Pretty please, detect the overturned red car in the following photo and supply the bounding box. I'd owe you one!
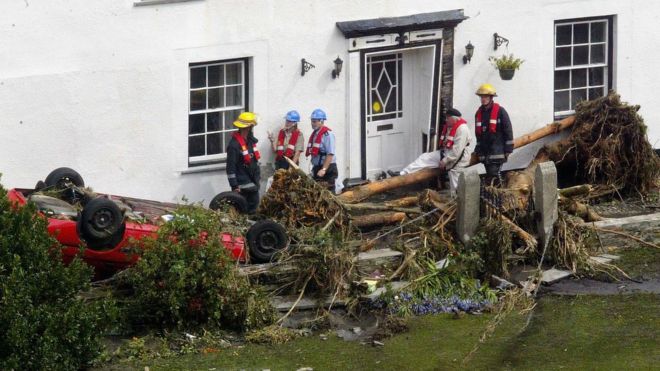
[7,168,287,277]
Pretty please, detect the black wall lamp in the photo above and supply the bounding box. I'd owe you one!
[332,56,343,79]
[493,33,509,50]
[463,41,474,64]
[301,58,315,76]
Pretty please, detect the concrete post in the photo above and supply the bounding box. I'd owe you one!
[534,161,559,248]
[456,168,480,244]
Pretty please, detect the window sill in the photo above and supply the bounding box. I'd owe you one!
[180,163,226,175]
[134,0,203,7]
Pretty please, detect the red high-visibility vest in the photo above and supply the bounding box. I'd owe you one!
[439,118,467,149]
[306,126,331,157]
[276,129,301,160]
[475,103,500,136]
[232,132,260,165]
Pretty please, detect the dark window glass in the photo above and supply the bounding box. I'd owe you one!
[207,88,223,109]
[572,69,587,87]
[589,67,604,86]
[226,63,242,84]
[591,21,606,42]
[188,136,205,157]
[573,23,589,43]
[554,70,570,90]
[590,44,605,64]
[226,86,242,107]
[589,87,605,100]
[556,47,571,67]
[573,45,589,65]
[207,112,221,132]
[190,67,206,89]
[555,91,570,112]
[190,90,206,111]
[556,24,572,46]
[188,113,205,134]
[208,65,223,86]
[207,133,222,155]
[572,88,587,109]
[224,110,241,130]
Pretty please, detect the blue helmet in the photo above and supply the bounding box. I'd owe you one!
[310,108,327,121]
[285,110,300,122]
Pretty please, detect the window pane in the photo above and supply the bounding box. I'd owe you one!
[555,91,570,112]
[226,86,242,107]
[571,88,587,109]
[207,133,222,155]
[208,65,223,87]
[573,45,588,65]
[190,67,206,89]
[224,110,242,131]
[223,132,233,152]
[572,69,587,88]
[554,70,570,90]
[207,112,221,132]
[589,87,605,101]
[189,114,205,134]
[190,90,206,111]
[573,23,588,43]
[189,135,205,157]
[207,88,223,109]
[556,47,571,67]
[589,67,604,86]
[590,44,605,64]
[556,24,572,46]
[226,63,242,84]
[591,21,606,42]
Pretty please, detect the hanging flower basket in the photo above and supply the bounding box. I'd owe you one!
[489,54,524,81]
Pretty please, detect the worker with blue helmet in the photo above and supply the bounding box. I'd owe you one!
[268,110,304,170]
[305,108,337,191]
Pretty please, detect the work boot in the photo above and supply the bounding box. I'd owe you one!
[376,171,387,181]
[387,169,400,177]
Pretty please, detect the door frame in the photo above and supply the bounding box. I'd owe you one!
[359,40,443,179]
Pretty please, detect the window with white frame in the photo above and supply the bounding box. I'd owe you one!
[188,59,248,165]
[554,17,613,117]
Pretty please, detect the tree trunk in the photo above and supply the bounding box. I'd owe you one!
[352,212,407,228]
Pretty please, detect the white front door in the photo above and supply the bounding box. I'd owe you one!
[364,52,407,178]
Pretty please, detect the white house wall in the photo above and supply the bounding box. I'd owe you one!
[1,0,658,204]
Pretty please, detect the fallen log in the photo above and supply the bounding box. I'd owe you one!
[559,196,603,222]
[340,116,577,203]
[343,202,422,214]
[352,212,407,228]
[384,196,419,208]
[558,184,593,198]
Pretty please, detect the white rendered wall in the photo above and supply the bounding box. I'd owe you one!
[1,0,658,205]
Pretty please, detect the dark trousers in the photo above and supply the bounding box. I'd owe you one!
[312,163,338,191]
[242,190,260,214]
[483,161,504,187]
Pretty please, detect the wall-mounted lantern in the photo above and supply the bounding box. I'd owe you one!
[301,58,315,76]
[332,56,344,79]
[463,41,474,64]
[493,33,509,50]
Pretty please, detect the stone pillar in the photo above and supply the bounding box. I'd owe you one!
[534,161,559,248]
[456,168,480,244]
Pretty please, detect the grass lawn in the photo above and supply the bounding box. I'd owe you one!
[110,294,659,370]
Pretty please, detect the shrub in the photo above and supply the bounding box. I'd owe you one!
[0,181,115,369]
[118,205,275,331]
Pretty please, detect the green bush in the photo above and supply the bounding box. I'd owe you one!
[118,205,275,331]
[0,181,115,369]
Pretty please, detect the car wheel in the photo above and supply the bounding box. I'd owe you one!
[246,220,288,263]
[209,191,248,214]
[78,197,125,247]
[44,167,85,189]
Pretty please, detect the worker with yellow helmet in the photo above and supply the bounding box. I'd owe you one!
[226,111,261,213]
[474,83,514,186]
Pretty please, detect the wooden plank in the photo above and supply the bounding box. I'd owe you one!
[270,295,345,312]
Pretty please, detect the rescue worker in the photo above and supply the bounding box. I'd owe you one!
[474,84,513,186]
[226,111,261,214]
[387,108,471,197]
[267,110,305,170]
[306,108,337,191]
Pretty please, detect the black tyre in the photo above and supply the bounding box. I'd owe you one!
[44,167,85,189]
[78,197,125,248]
[209,191,248,214]
[246,220,288,263]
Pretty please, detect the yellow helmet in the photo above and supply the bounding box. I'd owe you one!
[475,83,497,96]
[233,111,257,128]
